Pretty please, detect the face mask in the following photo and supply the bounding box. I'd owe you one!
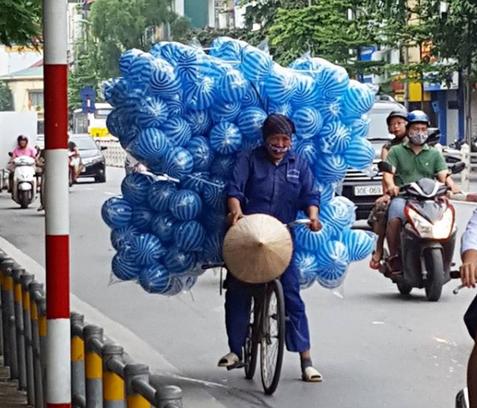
[409,131,428,146]
[267,144,290,154]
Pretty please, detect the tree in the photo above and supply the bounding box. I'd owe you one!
[69,38,104,109]
[0,0,41,47]
[267,2,382,76]
[0,81,13,110]
[419,0,477,140]
[89,0,189,79]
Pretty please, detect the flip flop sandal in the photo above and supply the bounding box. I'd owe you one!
[384,255,401,277]
[217,352,240,369]
[302,366,323,383]
[369,251,382,270]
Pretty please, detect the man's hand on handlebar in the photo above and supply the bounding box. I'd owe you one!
[309,218,322,232]
[227,210,243,226]
[387,186,400,197]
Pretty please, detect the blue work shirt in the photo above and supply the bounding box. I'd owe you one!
[227,146,320,224]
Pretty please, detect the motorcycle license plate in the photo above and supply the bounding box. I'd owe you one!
[354,185,383,196]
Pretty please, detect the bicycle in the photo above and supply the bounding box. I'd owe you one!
[203,262,285,395]
[203,218,309,395]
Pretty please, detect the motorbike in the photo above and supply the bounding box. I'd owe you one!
[68,151,82,186]
[378,161,465,301]
[9,154,37,209]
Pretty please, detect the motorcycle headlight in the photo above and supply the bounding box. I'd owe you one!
[83,156,103,165]
[406,207,454,240]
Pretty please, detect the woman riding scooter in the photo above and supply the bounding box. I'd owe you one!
[8,135,37,192]
[68,140,83,184]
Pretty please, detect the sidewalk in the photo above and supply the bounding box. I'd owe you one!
[0,358,27,408]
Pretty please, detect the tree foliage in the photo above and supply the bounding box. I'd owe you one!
[89,0,189,79]
[0,81,13,111]
[69,38,104,109]
[421,0,477,75]
[269,3,368,64]
[0,0,41,47]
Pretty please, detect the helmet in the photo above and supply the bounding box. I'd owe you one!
[407,110,429,126]
[386,109,408,126]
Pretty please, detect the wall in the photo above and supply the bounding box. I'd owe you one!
[7,79,43,113]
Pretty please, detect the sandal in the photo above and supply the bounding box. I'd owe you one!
[384,255,402,277]
[217,352,241,369]
[302,366,323,383]
[369,250,382,270]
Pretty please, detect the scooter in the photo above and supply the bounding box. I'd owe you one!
[378,161,465,301]
[9,155,37,209]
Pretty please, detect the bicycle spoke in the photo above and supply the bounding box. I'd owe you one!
[261,290,280,387]
[259,280,285,395]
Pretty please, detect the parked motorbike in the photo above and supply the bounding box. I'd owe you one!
[378,161,465,301]
[9,154,37,209]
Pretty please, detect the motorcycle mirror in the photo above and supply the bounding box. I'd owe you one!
[8,152,12,157]
[450,161,466,175]
[377,161,393,173]
[427,130,441,146]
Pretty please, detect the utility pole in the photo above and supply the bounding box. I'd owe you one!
[43,1,71,408]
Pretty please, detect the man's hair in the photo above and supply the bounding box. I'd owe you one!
[262,113,295,140]
[17,135,28,143]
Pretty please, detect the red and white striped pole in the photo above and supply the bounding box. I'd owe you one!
[43,1,71,408]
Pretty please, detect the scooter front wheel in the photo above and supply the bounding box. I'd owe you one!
[397,281,412,295]
[424,248,444,302]
[18,190,31,209]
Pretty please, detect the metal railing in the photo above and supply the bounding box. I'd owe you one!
[95,139,127,168]
[0,249,183,408]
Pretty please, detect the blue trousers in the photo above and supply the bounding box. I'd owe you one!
[225,265,311,357]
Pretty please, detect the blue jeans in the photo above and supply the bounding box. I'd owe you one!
[388,197,407,222]
[225,264,311,357]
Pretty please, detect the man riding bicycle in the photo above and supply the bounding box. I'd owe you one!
[382,110,459,275]
[218,113,323,382]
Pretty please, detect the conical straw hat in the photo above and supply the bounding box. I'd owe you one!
[223,214,293,284]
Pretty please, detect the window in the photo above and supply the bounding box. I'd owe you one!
[29,90,44,110]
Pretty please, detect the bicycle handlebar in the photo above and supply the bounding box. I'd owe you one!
[450,270,466,295]
[202,262,225,270]
[287,219,311,228]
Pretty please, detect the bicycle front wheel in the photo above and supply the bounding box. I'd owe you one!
[260,279,285,395]
[244,298,259,379]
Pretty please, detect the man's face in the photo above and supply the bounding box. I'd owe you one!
[408,122,429,146]
[408,122,428,135]
[388,117,407,138]
[265,133,292,161]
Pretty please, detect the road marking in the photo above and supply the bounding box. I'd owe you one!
[0,236,232,407]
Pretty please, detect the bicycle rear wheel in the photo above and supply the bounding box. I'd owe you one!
[244,298,259,379]
[260,279,285,395]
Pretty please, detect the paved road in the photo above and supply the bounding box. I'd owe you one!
[0,168,476,407]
